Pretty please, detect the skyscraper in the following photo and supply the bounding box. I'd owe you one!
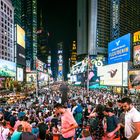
[77,0,110,57]
[0,0,14,62]
[110,0,140,40]
[11,0,22,26]
[37,7,49,63]
[21,0,37,70]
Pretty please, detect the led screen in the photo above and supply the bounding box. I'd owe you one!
[129,70,140,90]
[108,33,131,64]
[38,72,48,81]
[26,73,36,82]
[17,24,25,48]
[17,67,23,81]
[98,62,128,86]
[0,59,16,77]
[133,45,140,65]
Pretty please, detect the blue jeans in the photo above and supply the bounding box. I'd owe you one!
[61,136,73,140]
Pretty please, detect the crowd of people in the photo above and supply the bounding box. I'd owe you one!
[0,84,140,140]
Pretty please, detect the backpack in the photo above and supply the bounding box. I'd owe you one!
[20,132,37,140]
[89,117,99,131]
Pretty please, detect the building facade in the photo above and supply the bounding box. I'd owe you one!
[77,0,110,57]
[111,0,140,40]
[21,0,37,70]
[0,0,14,62]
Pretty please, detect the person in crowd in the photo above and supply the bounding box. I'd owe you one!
[38,118,48,140]
[83,104,93,125]
[87,104,105,140]
[21,116,32,132]
[54,103,78,140]
[0,121,10,140]
[3,108,11,121]
[31,122,39,138]
[77,129,92,140]
[104,107,120,140]
[121,97,140,140]
[14,116,23,130]
[10,112,17,128]
[115,100,124,118]
[11,124,23,140]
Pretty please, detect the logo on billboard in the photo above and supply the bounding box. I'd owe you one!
[108,33,131,64]
[116,40,120,46]
[108,69,117,78]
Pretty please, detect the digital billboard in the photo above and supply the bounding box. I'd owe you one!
[17,67,23,81]
[36,59,44,72]
[98,62,128,86]
[129,70,140,90]
[0,59,16,77]
[17,44,25,66]
[108,33,131,64]
[133,45,140,65]
[17,24,25,48]
[38,72,48,81]
[26,73,36,82]
[133,31,140,44]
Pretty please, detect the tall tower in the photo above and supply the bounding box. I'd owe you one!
[110,0,140,40]
[21,0,37,70]
[57,42,63,81]
[11,0,22,26]
[0,0,14,62]
[77,0,110,57]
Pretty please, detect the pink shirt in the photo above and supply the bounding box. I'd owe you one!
[61,109,77,138]
[14,120,21,130]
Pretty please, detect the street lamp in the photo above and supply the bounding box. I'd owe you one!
[87,55,90,93]
[36,56,38,97]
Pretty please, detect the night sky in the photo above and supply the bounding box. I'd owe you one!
[37,0,77,79]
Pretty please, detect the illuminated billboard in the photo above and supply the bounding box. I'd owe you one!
[133,31,140,43]
[98,62,128,86]
[38,72,48,81]
[26,73,36,82]
[108,33,131,64]
[129,70,140,90]
[36,59,44,72]
[133,45,140,65]
[17,44,25,65]
[17,67,23,81]
[17,24,25,48]
[0,59,16,77]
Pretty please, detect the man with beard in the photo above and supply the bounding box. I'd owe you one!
[122,97,140,140]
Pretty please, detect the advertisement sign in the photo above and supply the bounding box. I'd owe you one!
[128,70,140,90]
[98,62,128,86]
[17,67,23,81]
[0,59,16,77]
[71,56,107,75]
[36,59,44,72]
[16,24,25,48]
[133,31,140,43]
[17,44,25,65]
[38,72,48,81]
[111,0,120,39]
[133,45,140,65]
[26,73,36,82]
[26,60,31,72]
[108,33,131,64]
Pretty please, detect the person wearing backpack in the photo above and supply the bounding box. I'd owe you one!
[87,104,105,140]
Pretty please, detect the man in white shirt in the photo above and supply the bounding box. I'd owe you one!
[0,121,10,140]
[122,97,140,140]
